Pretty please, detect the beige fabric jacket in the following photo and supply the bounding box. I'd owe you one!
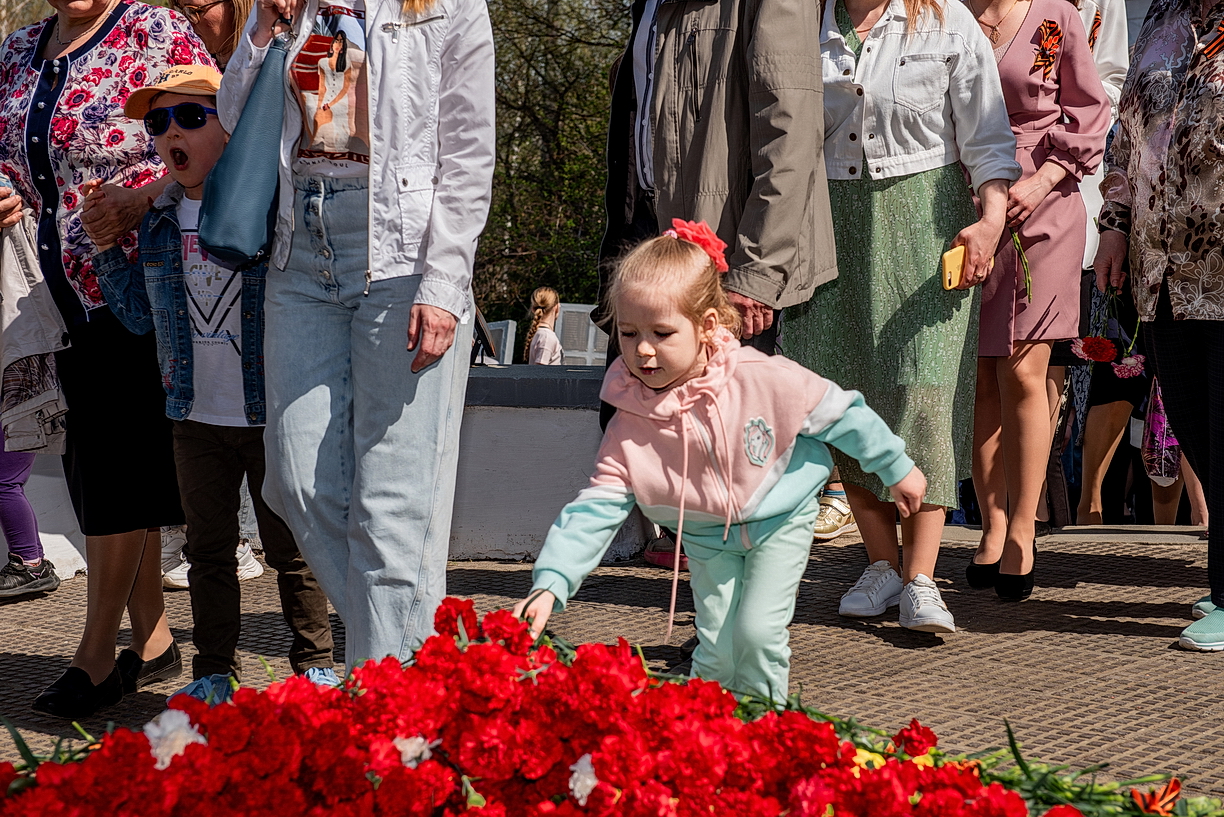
[0,210,69,454]
[600,0,837,311]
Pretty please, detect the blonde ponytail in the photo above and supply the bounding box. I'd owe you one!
[525,287,560,353]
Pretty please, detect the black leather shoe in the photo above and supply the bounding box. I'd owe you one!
[995,544,1037,602]
[965,558,1000,589]
[117,642,183,694]
[995,570,1035,601]
[32,665,123,719]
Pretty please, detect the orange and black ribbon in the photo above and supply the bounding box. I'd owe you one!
[1032,19,1063,81]
[1088,9,1101,51]
[1201,18,1224,59]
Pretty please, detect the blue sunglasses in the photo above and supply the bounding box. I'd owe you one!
[143,102,218,136]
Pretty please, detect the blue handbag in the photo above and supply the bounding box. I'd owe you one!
[198,31,291,267]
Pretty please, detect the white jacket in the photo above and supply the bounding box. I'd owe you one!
[217,0,495,320]
[821,0,1020,190]
[1078,0,1128,267]
[0,211,69,454]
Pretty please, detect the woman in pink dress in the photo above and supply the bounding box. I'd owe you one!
[968,0,1109,601]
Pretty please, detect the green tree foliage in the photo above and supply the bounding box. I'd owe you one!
[477,0,630,333]
[2,0,53,35]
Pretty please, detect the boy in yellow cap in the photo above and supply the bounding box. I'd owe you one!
[87,66,338,702]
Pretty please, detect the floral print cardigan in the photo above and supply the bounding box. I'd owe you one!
[0,3,210,322]
[1099,0,1224,321]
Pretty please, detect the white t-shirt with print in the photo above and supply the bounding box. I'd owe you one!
[177,197,250,426]
[290,0,370,178]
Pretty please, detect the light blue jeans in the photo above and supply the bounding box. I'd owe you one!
[262,175,471,669]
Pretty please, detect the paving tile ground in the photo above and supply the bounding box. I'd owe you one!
[2,525,1222,798]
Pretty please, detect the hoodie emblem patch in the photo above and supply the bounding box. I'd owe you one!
[743,418,774,466]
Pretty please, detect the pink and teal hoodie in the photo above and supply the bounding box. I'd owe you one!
[531,328,915,608]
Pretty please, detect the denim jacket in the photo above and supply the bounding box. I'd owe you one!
[821,0,1020,190]
[93,182,266,425]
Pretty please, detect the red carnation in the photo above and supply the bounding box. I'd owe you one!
[434,596,478,640]
[1044,807,1086,817]
[893,718,937,756]
[665,218,729,273]
[1071,336,1118,363]
[0,761,17,797]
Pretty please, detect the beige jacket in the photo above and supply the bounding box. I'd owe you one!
[600,0,837,311]
[0,210,69,454]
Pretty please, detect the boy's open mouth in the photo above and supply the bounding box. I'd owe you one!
[170,147,189,170]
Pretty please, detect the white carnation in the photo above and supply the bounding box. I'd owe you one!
[144,709,207,770]
[393,735,440,768]
[569,753,599,806]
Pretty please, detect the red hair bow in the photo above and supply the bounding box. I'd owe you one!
[663,219,729,273]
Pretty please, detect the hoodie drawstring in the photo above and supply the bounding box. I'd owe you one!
[665,414,690,645]
[664,394,741,643]
[705,394,737,542]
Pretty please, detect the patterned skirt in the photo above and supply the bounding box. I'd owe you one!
[784,162,979,508]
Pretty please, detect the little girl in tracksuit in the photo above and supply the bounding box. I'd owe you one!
[514,221,926,700]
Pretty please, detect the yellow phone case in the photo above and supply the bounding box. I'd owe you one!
[942,245,965,290]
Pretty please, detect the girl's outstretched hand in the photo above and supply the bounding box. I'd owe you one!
[512,589,557,640]
[889,467,927,518]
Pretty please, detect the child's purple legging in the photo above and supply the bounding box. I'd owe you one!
[0,450,40,562]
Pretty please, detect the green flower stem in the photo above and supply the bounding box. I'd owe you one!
[1011,228,1032,303]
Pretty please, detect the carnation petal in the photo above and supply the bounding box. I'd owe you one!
[144,709,206,770]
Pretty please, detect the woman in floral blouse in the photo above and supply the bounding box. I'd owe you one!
[0,0,211,717]
[1095,0,1224,651]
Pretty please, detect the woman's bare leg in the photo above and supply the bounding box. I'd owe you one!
[72,528,172,684]
[898,505,947,582]
[1075,401,1132,524]
[845,484,945,582]
[996,341,1055,575]
[125,528,174,660]
[1182,455,1209,527]
[1152,475,1184,525]
[844,484,900,570]
[1036,366,1065,523]
[972,357,1007,564]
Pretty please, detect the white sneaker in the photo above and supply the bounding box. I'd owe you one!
[161,526,190,589]
[236,541,265,581]
[839,560,903,617]
[899,574,956,633]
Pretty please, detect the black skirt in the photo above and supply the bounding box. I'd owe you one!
[55,308,184,536]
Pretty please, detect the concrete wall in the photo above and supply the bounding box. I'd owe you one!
[452,364,652,561]
[11,363,650,574]
[450,406,651,561]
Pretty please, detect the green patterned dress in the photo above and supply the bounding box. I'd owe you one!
[784,2,979,508]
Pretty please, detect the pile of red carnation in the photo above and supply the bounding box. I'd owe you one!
[0,599,1078,817]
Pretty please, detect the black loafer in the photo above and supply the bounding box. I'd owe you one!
[32,665,123,719]
[965,558,1000,589]
[117,642,183,694]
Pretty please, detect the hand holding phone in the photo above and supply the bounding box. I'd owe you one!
[941,245,965,290]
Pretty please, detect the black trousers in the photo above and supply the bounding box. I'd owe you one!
[173,420,335,678]
[1146,286,1224,606]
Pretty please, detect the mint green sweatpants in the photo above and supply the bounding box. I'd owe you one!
[682,495,823,701]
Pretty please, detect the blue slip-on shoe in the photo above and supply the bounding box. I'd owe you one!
[1192,595,1217,620]
[302,667,341,687]
[1178,608,1224,651]
[168,673,236,705]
